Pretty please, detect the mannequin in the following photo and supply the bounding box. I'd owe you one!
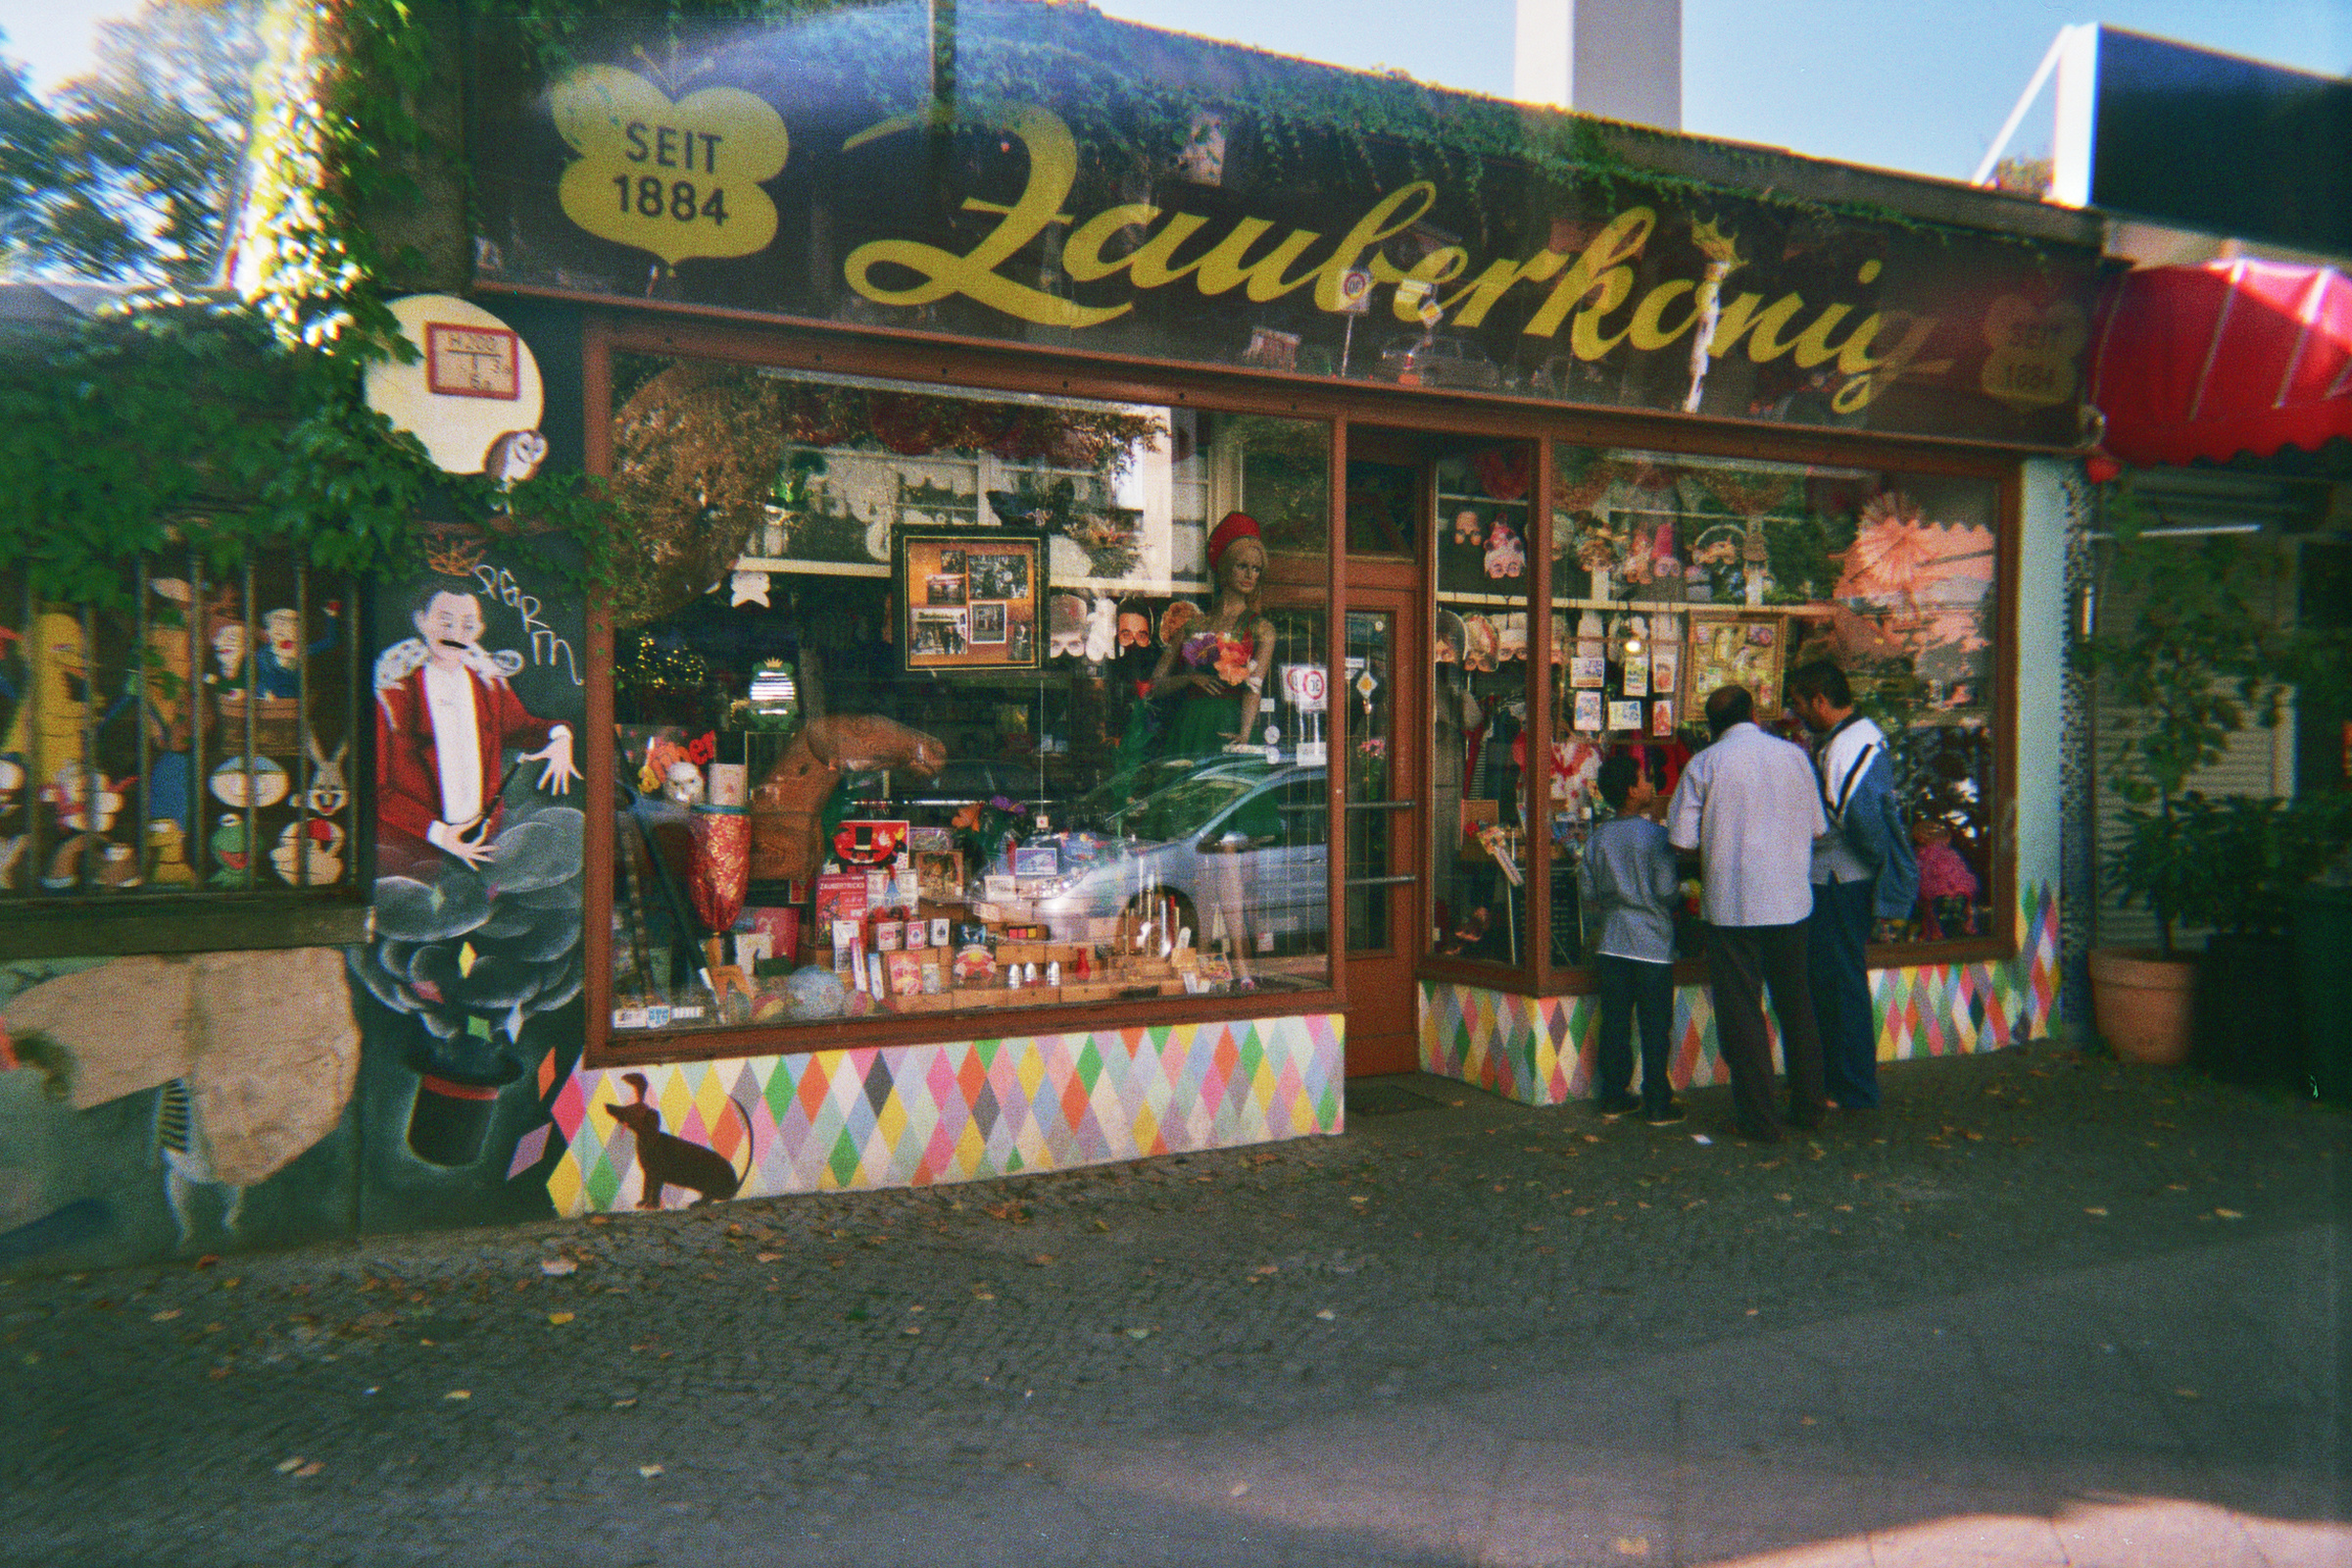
[1146,511,1278,760]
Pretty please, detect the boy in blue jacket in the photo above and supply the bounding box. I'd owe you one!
[1578,754,1686,1126]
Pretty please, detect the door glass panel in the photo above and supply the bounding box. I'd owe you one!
[1431,442,1533,968]
[1344,610,1395,952]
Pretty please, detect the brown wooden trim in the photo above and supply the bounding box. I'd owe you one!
[581,312,618,1065]
[1326,415,1348,1012]
[1989,463,2025,957]
[593,985,1348,1067]
[1427,935,2026,1001]
[488,280,2089,464]
[1528,437,1557,992]
[0,898,372,959]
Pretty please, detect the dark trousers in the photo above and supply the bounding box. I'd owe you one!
[1703,921,1826,1139]
[1595,954,1676,1111]
[1807,877,1880,1109]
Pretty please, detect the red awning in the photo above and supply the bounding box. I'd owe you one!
[2088,259,2352,466]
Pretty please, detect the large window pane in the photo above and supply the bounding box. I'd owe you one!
[1429,441,1535,968]
[1548,444,2000,956]
[606,365,1330,1037]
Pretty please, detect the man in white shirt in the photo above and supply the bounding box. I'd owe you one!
[1665,685,1829,1142]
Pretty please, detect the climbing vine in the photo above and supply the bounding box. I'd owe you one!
[3,0,2070,612]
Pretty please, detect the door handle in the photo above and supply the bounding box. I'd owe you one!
[1345,799,1415,812]
[1345,873,1420,889]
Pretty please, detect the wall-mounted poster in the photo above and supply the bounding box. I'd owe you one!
[1572,690,1603,732]
[1681,613,1788,725]
[896,529,1044,672]
[1650,646,1680,695]
[1607,699,1645,732]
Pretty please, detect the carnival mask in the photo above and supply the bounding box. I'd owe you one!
[1048,594,1089,660]
[1461,615,1500,673]
[1117,607,1151,650]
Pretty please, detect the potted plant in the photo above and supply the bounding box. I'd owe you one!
[2077,493,2342,1065]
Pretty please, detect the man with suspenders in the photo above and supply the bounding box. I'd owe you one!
[1788,662,1920,1111]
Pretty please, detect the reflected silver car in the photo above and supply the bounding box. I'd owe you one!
[1034,762,1329,941]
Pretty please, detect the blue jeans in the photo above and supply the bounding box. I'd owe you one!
[1595,954,1676,1111]
[1807,876,1879,1108]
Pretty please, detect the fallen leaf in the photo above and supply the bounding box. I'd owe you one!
[150,1309,181,1323]
[1775,1193,1792,1202]
[2175,1387,2198,1398]
[1031,1253,1056,1267]
[276,1456,305,1474]
[1229,1482,1250,1497]
[1745,1308,1760,1316]
[971,1291,996,1301]
[1582,1135,1601,1145]
[1833,1203,1853,1212]
[638,1464,663,1479]
[756,1252,782,1263]
[1615,1537,1649,1557]
[193,1254,220,1269]
[1314,1309,1336,1321]
[1124,1328,1152,1340]
[219,1278,240,1291]
[1093,1219,1111,1233]
[548,1312,575,1326]
[295,1461,324,1478]
[539,1259,577,1277]
[1571,1206,1592,1216]
[2083,1207,2109,1217]
[612,1397,637,1409]
[444,1390,471,1401]
[2215,1208,2244,1219]
[1250,1264,1279,1276]
[1522,1224,1544,1234]
[902,1326,921,1336]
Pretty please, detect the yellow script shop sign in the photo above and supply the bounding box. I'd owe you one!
[498,40,2098,445]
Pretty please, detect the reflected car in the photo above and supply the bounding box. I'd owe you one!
[1032,761,1330,941]
[1377,332,1502,389]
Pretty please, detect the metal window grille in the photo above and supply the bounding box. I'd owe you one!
[0,554,359,904]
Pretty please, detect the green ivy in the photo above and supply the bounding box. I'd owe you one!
[1,0,618,610]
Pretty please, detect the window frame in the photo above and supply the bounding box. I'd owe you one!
[575,308,2025,1064]
[0,553,373,959]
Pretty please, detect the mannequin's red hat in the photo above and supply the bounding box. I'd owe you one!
[1206,511,1262,573]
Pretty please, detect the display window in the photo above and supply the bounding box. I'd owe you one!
[1424,440,1538,970]
[1544,444,2005,965]
[600,360,1332,1040]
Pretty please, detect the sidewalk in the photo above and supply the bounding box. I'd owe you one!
[3,1043,2345,1567]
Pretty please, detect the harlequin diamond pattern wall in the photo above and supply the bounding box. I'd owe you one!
[545,1014,1344,1214]
[1422,884,2059,1107]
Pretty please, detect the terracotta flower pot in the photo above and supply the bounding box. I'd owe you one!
[2088,947,2197,1066]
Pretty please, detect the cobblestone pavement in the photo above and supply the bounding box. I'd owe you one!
[4,1044,2347,1568]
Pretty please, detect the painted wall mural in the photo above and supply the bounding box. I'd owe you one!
[0,951,363,1270]
[346,534,592,1231]
[546,1014,1345,1214]
[1422,883,2058,1106]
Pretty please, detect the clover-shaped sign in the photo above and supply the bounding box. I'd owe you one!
[551,65,789,266]
[1979,295,2088,412]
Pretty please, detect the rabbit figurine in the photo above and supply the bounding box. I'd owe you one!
[306,735,350,815]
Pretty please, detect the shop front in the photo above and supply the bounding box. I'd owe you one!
[0,7,2108,1278]
[428,3,2100,1217]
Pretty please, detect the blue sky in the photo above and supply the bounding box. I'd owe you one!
[5,0,2348,182]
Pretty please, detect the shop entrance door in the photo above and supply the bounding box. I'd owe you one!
[1341,584,1422,1075]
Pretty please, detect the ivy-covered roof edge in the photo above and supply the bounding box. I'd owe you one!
[477,0,2106,255]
